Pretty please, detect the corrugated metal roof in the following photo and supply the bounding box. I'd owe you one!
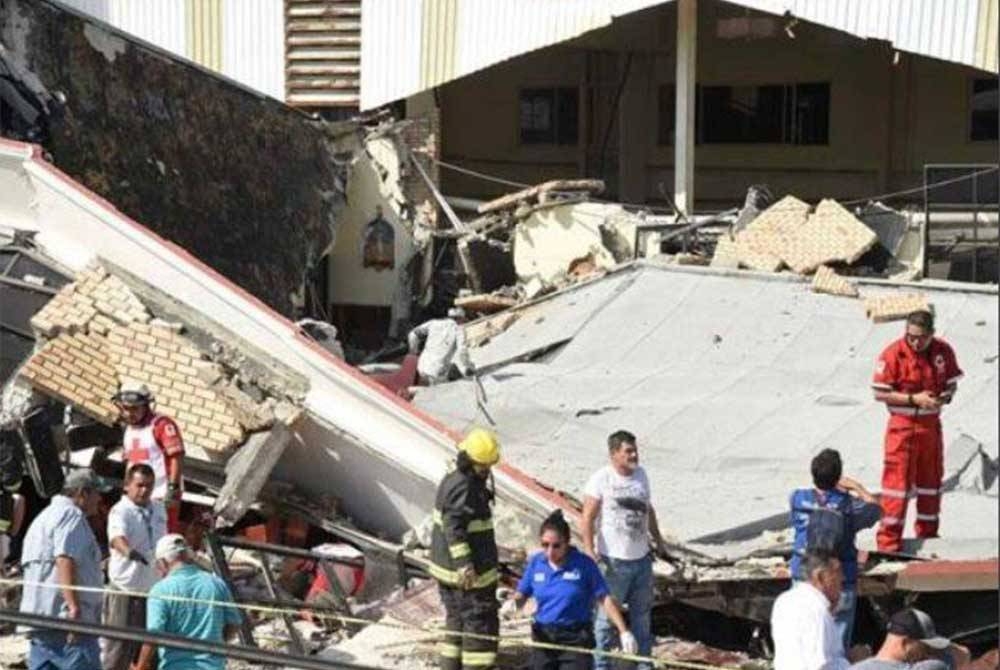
[56,0,286,101]
[416,263,999,560]
[59,0,188,55]
[187,0,222,71]
[360,0,999,111]
[223,0,285,100]
[742,0,997,73]
[286,0,361,107]
[360,0,663,110]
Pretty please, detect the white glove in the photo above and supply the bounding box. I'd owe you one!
[499,598,519,619]
[620,631,638,655]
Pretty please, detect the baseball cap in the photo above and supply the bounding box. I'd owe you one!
[155,533,190,561]
[887,608,951,649]
[63,468,113,493]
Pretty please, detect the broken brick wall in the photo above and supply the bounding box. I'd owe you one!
[0,0,354,316]
[21,265,283,458]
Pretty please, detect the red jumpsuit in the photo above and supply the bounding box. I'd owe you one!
[871,337,962,552]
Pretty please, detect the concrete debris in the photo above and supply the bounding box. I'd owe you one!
[812,265,860,298]
[651,638,765,669]
[477,178,605,215]
[716,195,879,276]
[454,292,519,315]
[864,292,931,323]
[513,201,621,293]
[784,199,878,273]
[214,419,300,528]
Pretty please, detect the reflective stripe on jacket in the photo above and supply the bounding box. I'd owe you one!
[429,468,498,588]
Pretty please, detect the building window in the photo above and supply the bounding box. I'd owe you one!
[696,82,829,145]
[971,78,998,141]
[519,87,579,145]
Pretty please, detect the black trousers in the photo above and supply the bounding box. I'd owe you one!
[531,623,595,670]
[438,583,499,670]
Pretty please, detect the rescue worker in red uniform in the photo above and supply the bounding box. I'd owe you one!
[429,428,501,670]
[871,310,962,552]
[113,381,185,533]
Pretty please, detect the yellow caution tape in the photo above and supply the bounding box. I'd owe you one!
[0,577,745,670]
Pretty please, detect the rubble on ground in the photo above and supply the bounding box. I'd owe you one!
[812,265,860,298]
[864,292,931,323]
[436,177,923,325]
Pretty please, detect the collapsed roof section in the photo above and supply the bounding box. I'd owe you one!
[416,262,999,561]
[0,136,566,545]
[0,0,356,316]
[18,262,303,459]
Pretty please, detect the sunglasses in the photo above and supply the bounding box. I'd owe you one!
[541,541,564,549]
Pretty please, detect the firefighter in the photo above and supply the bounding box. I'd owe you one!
[430,428,501,670]
[871,310,962,552]
[112,381,185,533]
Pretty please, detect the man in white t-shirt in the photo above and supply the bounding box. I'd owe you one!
[581,430,667,670]
[103,463,166,670]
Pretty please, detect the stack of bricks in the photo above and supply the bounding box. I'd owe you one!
[713,196,878,276]
[812,265,860,298]
[19,330,120,424]
[30,264,150,337]
[864,292,931,323]
[732,195,810,272]
[781,199,878,274]
[20,264,259,455]
[104,322,245,451]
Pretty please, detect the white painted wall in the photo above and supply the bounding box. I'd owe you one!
[328,137,418,313]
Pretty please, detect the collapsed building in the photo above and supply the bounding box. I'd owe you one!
[0,0,997,667]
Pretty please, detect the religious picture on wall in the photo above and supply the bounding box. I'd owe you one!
[361,205,395,271]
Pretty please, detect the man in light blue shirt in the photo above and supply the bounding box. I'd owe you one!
[19,468,109,670]
[133,534,242,670]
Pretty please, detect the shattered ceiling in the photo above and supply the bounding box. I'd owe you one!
[416,263,999,561]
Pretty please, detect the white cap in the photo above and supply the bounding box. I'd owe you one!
[154,533,189,561]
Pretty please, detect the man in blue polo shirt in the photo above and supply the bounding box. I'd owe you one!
[790,449,881,650]
[131,534,242,670]
[505,510,635,669]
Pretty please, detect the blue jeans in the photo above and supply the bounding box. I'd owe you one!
[594,554,653,670]
[28,634,101,670]
[832,588,857,650]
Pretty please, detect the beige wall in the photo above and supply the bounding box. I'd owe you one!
[435,1,998,207]
[328,137,417,309]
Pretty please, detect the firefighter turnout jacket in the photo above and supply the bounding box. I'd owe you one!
[429,467,498,589]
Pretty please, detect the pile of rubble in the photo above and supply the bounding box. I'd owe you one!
[436,177,925,322]
[450,179,646,311]
[14,262,303,461]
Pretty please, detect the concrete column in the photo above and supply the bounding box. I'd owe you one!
[674,0,697,216]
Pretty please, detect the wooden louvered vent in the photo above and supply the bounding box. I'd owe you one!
[285,0,361,108]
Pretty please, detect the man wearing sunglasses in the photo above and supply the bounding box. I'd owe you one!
[871,310,962,553]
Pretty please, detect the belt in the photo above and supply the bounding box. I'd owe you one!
[887,407,939,417]
[531,622,594,645]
